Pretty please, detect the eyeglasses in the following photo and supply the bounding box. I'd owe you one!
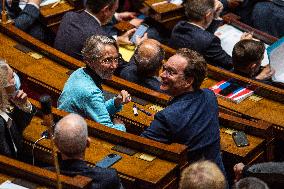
[100,55,121,65]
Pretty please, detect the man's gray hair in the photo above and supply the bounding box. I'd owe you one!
[54,113,88,158]
[184,0,214,22]
[81,35,118,64]
[179,160,226,189]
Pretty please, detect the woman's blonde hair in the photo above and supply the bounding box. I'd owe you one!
[0,59,11,111]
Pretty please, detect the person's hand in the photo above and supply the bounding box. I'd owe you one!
[117,28,136,45]
[255,65,275,80]
[114,90,131,107]
[240,32,253,40]
[113,117,124,125]
[115,12,137,22]
[129,18,144,27]
[233,163,245,183]
[228,0,243,9]
[28,0,42,6]
[214,0,224,19]
[135,32,148,46]
[10,90,28,106]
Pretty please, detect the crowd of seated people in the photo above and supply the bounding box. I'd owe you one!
[1,0,284,188]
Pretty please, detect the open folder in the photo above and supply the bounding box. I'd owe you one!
[267,37,284,83]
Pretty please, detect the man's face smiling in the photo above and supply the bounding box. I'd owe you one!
[160,54,190,97]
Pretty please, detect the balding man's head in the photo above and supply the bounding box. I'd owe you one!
[54,113,88,159]
[134,39,164,77]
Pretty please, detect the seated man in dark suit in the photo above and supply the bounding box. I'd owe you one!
[169,0,233,70]
[53,113,123,189]
[0,0,45,41]
[54,0,136,60]
[141,48,226,176]
[119,39,164,92]
[251,0,284,38]
[232,39,275,82]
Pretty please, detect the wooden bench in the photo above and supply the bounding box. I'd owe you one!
[0,155,92,189]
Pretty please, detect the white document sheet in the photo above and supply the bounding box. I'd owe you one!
[267,37,284,83]
[215,24,269,66]
[19,0,59,9]
[0,180,29,189]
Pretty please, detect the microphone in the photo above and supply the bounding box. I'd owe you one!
[32,130,49,166]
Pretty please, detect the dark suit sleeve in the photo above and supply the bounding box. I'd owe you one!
[140,113,171,143]
[14,4,39,31]
[205,36,233,70]
[242,162,284,187]
[11,104,36,133]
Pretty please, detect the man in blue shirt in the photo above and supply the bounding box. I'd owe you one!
[58,35,131,132]
[141,48,226,175]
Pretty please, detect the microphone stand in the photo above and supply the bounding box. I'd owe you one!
[40,95,62,189]
[1,0,11,24]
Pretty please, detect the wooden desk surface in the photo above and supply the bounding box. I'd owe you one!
[23,116,178,189]
[0,155,92,189]
[40,1,74,18]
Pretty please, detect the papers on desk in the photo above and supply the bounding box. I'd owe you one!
[169,0,183,5]
[267,37,284,83]
[19,0,59,9]
[0,180,29,189]
[215,24,269,66]
[40,0,59,7]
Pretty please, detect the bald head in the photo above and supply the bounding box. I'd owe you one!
[54,113,88,159]
[134,39,164,77]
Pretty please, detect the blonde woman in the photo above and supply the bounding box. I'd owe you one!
[0,59,36,159]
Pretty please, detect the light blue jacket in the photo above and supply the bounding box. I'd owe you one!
[58,68,126,131]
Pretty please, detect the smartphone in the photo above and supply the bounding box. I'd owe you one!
[96,154,122,168]
[232,131,249,147]
[219,83,241,96]
[130,23,149,44]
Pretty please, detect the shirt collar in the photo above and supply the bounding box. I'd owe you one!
[188,22,205,30]
[0,109,11,122]
[83,66,103,91]
[84,10,102,26]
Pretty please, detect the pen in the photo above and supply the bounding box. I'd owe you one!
[51,0,60,8]
[136,106,152,116]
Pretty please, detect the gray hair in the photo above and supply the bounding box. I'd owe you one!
[81,35,118,64]
[234,177,269,189]
[184,0,214,22]
[54,113,88,158]
[0,59,10,111]
[134,39,165,77]
[179,160,226,189]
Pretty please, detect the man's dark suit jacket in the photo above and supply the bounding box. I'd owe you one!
[119,59,163,93]
[54,159,123,189]
[0,3,45,40]
[251,1,284,38]
[54,11,106,60]
[0,106,35,159]
[169,21,233,70]
[141,89,226,175]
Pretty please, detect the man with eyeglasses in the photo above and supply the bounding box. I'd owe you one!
[58,35,131,132]
[141,48,226,177]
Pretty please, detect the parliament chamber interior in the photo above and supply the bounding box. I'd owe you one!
[0,0,284,188]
